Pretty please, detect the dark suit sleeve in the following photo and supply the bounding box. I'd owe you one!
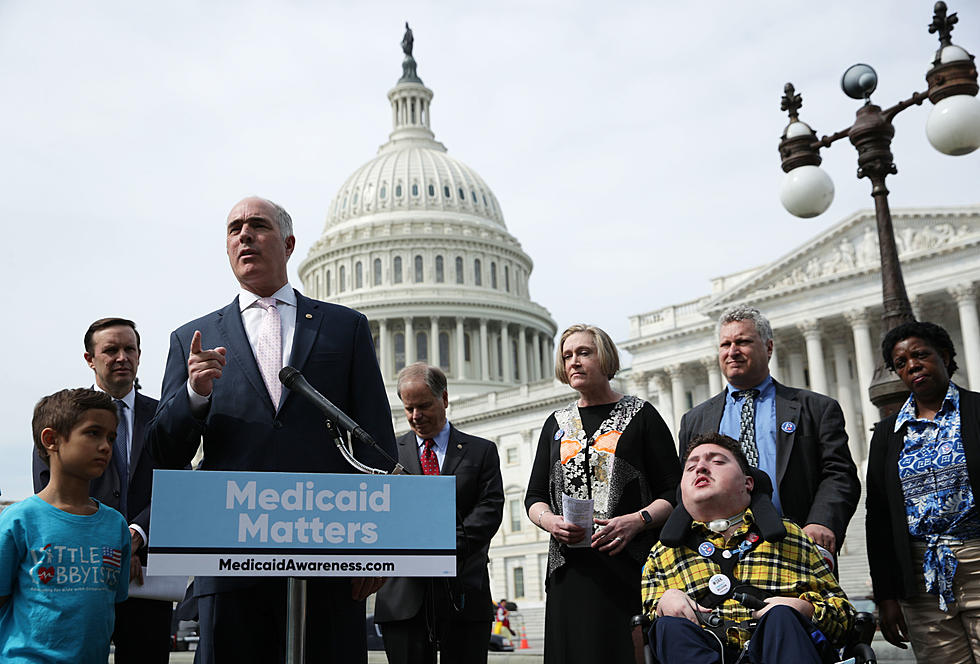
[865,421,902,601]
[345,313,396,469]
[803,396,860,543]
[147,329,205,470]
[457,439,504,556]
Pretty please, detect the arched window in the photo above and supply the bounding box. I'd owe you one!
[395,184,403,198]
[414,255,424,283]
[326,270,332,297]
[496,336,503,377]
[504,265,510,292]
[455,256,464,284]
[339,265,346,293]
[355,261,363,289]
[512,339,520,380]
[474,259,482,286]
[439,332,450,370]
[416,331,428,363]
[393,257,403,284]
[394,333,405,372]
[444,185,451,198]
[435,256,444,283]
[373,258,382,286]
[491,262,498,289]
[411,183,419,197]
[428,184,435,197]
[464,332,471,361]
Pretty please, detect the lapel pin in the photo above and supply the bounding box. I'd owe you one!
[305,313,313,319]
[457,444,462,449]
[781,421,796,434]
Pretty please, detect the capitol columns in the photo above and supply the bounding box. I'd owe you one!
[501,323,513,383]
[830,330,863,464]
[456,318,466,380]
[951,284,980,390]
[430,317,439,368]
[666,364,687,436]
[518,327,528,384]
[532,333,543,382]
[700,356,722,396]
[479,318,490,382]
[798,319,829,395]
[629,370,650,401]
[405,317,416,365]
[844,308,880,435]
[652,373,675,433]
[379,319,392,379]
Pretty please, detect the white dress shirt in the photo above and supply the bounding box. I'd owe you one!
[414,420,451,470]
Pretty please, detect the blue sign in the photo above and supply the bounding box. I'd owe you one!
[148,470,456,578]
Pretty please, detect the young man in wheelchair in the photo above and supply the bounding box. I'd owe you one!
[640,433,855,663]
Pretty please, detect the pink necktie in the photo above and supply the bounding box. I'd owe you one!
[255,297,282,406]
[421,439,440,475]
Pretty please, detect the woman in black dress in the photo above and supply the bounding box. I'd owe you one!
[525,324,681,663]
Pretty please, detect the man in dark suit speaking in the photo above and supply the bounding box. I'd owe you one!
[677,305,860,555]
[147,196,396,664]
[33,317,172,663]
[374,363,504,664]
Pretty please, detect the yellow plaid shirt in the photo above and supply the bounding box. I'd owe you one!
[640,511,854,649]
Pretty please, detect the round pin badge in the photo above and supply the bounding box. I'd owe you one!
[781,421,796,434]
[708,573,732,596]
[698,541,715,557]
[722,550,732,559]
[554,429,564,441]
[747,533,760,543]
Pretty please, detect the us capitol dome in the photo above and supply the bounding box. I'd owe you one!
[299,27,557,404]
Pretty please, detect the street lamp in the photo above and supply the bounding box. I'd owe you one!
[777,2,980,414]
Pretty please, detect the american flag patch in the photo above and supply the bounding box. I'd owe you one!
[102,546,122,569]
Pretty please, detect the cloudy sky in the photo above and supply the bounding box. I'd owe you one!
[1,1,977,499]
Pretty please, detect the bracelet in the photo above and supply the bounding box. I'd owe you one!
[535,508,553,528]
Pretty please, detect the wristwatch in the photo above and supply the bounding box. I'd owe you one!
[639,510,653,527]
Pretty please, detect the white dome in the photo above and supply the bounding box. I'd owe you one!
[326,143,506,231]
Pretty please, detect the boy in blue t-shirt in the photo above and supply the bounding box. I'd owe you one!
[0,388,131,663]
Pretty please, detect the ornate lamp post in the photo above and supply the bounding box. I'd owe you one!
[777,2,980,415]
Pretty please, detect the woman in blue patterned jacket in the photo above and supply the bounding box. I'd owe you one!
[866,321,980,662]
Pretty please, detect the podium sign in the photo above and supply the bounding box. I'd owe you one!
[148,470,456,577]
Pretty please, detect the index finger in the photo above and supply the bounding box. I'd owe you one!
[190,330,202,355]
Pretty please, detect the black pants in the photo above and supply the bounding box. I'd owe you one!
[112,597,173,664]
[652,605,827,664]
[194,579,367,664]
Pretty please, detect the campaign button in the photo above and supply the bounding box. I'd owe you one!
[722,550,732,559]
[781,421,796,434]
[698,541,715,557]
[747,533,760,543]
[708,573,732,596]
[554,429,564,440]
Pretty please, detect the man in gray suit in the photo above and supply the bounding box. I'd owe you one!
[677,305,860,554]
[374,363,504,664]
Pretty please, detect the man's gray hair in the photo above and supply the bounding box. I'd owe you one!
[718,305,773,344]
[264,198,293,242]
[396,362,448,399]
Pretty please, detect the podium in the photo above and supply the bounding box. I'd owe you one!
[147,470,456,660]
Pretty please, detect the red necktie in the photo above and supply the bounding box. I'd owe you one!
[421,439,440,475]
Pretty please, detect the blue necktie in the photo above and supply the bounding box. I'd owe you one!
[113,399,129,518]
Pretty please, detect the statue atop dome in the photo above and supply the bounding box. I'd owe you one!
[399,22,423,84]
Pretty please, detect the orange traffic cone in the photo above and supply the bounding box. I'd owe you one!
[518,625,529,649]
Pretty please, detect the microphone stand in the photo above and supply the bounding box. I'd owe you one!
[286,413,407,664]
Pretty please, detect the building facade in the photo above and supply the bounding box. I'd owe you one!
[299,30,980,612]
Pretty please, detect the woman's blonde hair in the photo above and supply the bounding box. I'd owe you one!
[554,324,620,384]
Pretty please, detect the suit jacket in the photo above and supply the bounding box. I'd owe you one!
[33,391,159,565]
[147,291,396,595]
[373,426,504,624]
[865,387,980,601]
[677,379,860,546]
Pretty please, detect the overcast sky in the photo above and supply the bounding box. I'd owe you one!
[1,1,977,499]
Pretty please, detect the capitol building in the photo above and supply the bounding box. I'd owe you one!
[300,38,980,609]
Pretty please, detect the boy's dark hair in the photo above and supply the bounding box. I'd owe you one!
[881,320,958,376]
[684,432,752,477]
[32,388,116,465]
[84,317,140,354]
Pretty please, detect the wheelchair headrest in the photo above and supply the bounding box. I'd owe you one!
[659,467,786,548]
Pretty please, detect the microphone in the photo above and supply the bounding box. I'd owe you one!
[732,592,767,611]
[278,366,375,447]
